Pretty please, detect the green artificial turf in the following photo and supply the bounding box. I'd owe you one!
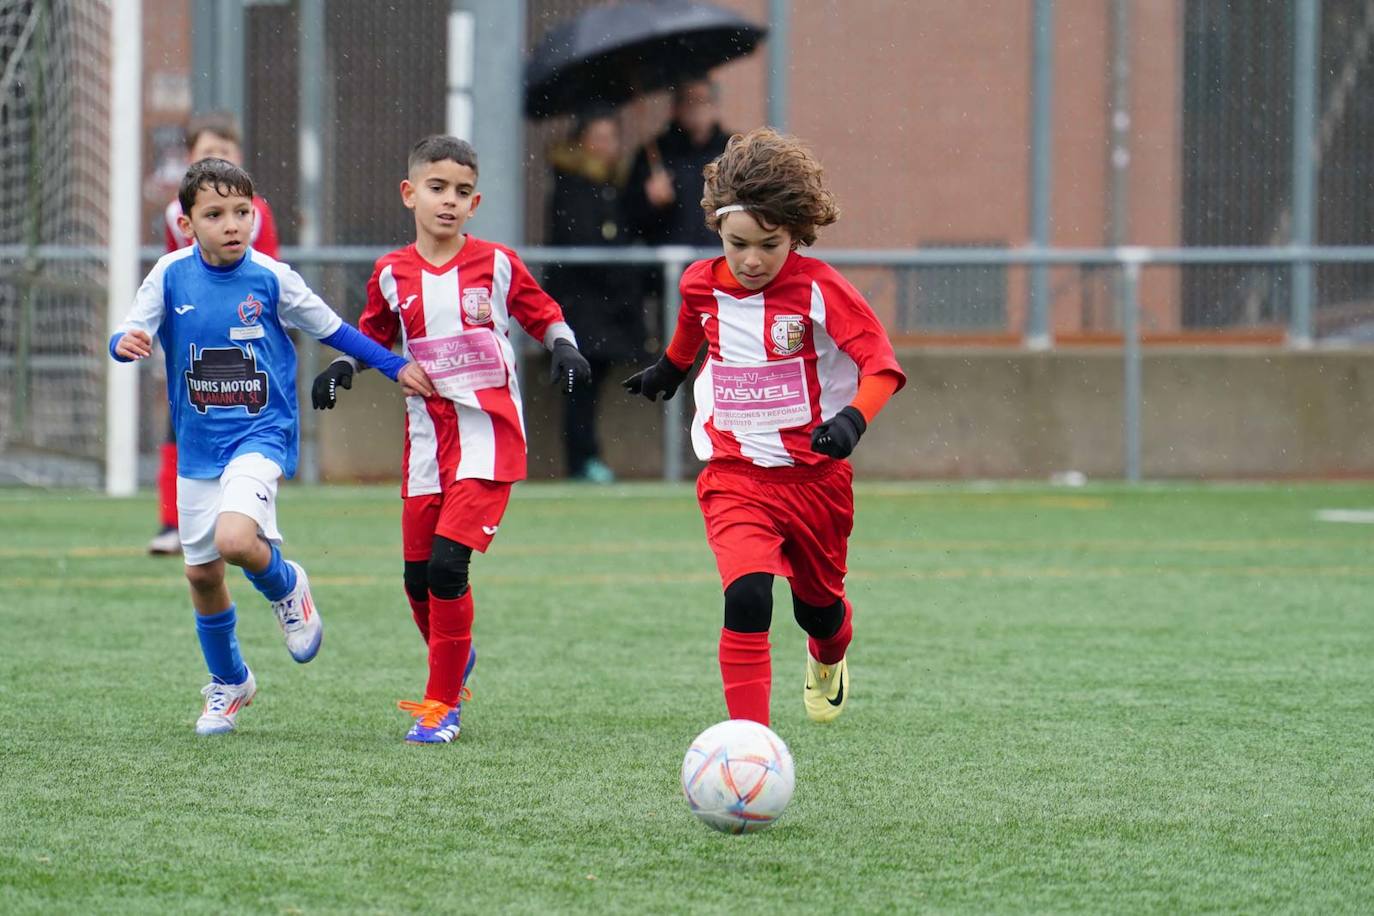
[2,481,1373,913]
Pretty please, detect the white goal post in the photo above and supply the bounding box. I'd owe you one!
[105,0,140,496]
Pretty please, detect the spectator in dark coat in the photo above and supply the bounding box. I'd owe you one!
[545,108,644,483]
[623,79,732,248]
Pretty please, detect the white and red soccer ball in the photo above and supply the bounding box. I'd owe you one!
[681,719,795,833]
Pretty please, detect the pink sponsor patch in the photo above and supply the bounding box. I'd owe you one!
[408,330,507,396]
[710,358,811,432]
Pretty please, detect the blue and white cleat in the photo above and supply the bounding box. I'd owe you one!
[398,648,476,744]
[195,669,257,735]
[270,561,322,663]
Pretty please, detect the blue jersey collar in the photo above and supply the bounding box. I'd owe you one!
[195,244,251,276]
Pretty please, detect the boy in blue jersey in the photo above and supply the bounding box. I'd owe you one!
[111,158,434,736]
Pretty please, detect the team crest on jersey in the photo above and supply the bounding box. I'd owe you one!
[237,293,263,325]
[770,314,807,355]
[462,287,493,323]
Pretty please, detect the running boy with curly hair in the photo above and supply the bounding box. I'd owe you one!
[624,127,906,726]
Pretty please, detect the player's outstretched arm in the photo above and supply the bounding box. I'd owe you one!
[622,353,691,402]
[550,339,592,394]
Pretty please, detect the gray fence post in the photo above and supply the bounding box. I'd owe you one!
[1120,251,1144,483]
[1026,0,1055,349]
[1290,0,1320,347]
[660,251,692,482]
[768,0,790,131]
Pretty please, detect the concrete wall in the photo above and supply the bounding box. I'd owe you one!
[317,348,1374,482]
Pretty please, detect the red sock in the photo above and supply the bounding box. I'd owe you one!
[718,628,771,725]
[158,442,178,528]
[425,589,474,706]
[808,599,853,665]
[406,594,430,643]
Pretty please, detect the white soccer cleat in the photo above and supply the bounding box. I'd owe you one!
[270,560,323,663]
[195,669,257,735]
[147,527,182,556]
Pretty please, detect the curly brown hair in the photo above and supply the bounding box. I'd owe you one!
[700,127,840,247]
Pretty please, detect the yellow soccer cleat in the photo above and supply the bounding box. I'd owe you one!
[804,653,848,723]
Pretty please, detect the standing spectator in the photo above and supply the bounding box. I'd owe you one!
[545,108,644,483]
[623,79,732,248]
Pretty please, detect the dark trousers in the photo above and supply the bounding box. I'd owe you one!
[563,356,613,475]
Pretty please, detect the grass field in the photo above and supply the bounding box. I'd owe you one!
[3,480,1374,913]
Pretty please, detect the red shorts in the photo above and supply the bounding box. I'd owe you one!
[696,461,854,606]
[402,478,513,561]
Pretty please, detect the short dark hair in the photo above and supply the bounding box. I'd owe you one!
[408,135,479,177]
[178,158,255,215]
[185,112,241,150]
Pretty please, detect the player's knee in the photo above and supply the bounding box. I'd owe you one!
[184,561,222,594]
[403,560,429,603]
[213,528,259,565]
[792,592,844,639]
[427,536,472,600]
[723,572,773,633]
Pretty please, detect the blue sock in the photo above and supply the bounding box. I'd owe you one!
[195,605,248,685]
[243,543,298,602]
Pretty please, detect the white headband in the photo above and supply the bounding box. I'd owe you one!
[714,204,748,217]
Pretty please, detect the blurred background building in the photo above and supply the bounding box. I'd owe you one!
[4,0,1374,485]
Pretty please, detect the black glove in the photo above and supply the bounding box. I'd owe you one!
[311,360,354,409]
[622,354,690,402]
[810,406,867,459]
[550,339,592,394]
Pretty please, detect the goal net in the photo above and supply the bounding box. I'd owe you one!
[0,0,111,486]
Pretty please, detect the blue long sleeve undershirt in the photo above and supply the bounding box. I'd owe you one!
[110,323,406,380]
[319,324,406,380]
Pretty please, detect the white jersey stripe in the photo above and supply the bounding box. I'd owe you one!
[378,264,400,312]
[453,400,496,479]
[405,398,441,494]
[690,362,715,460]
[421,268,461,337]
[490,250,525,435]
[711,290,792,467]
[809,281,859,421]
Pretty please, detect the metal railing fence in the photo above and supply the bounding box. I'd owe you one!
[7,242,1374,484]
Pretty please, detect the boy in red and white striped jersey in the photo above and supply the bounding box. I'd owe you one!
[624,127,906,727]
[312,136,591,743]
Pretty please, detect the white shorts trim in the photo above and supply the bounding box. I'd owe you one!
[178,452,284,566]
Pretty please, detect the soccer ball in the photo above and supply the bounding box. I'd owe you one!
[681,719,795,833]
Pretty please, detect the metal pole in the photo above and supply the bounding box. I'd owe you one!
[660,254,689,482]
[1290,0,1320,347]
[452,0,525,245]
[767,0,790,131]
[296,0,324,484]
[1027,0,1055,349]
[191,0,245,119]
[1121,255,1143,483]
[106,0,142,496]
[1107,0,1130,249]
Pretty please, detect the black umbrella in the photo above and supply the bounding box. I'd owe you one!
[524,0,768,119]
